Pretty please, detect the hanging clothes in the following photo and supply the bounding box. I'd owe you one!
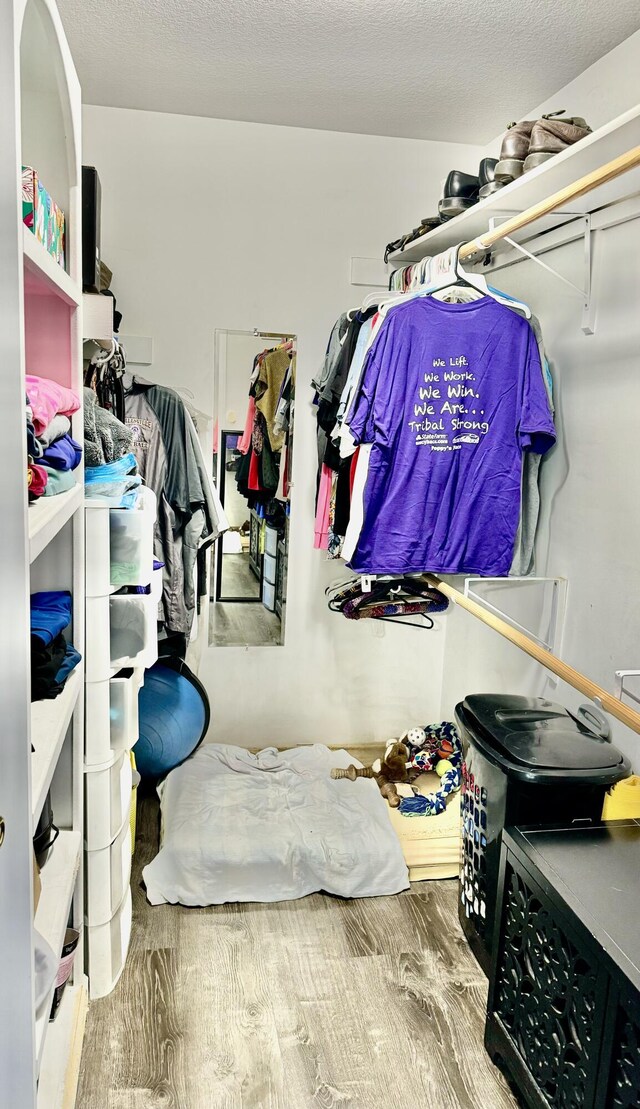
[123,374,226,637]
[235,342,295,510]
[317,286,556,576]
[344,296,555,576]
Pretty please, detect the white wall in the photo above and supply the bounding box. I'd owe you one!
[83,105,484,746]
[441,34,640,767]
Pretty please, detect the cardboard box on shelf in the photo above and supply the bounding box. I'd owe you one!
[22,166,66,268]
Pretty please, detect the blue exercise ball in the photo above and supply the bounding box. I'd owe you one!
[135,658,210,778]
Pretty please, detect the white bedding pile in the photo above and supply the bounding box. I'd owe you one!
[142,743,410,906]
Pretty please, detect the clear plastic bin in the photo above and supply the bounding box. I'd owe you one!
[109,486,156,588]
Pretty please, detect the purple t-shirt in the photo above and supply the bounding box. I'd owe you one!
[347,296,556,576]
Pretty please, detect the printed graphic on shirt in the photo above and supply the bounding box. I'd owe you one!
[407,356,489,451]
[126,416,153,455]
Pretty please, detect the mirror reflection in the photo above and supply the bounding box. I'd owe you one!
[210,330,295,647]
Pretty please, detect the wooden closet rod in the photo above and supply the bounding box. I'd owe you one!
[458,145,640,261]
[424,574,640,737]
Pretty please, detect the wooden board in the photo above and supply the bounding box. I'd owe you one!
[387,772,461,880]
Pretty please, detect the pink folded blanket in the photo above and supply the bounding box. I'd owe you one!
[26,375,81,436]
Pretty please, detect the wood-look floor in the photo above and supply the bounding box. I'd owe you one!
[210,553,282,647]
[77,793,518,1109]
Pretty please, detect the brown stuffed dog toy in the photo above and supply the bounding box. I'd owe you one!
[330,741,420,808]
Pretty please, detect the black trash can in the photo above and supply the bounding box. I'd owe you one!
[455,694,630,975]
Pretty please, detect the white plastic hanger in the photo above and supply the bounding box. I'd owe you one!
[424,246,532,317]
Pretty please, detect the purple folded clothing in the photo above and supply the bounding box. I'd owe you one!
[42,433,82,472]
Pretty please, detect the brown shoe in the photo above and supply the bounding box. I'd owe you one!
[494,120,537,183]
[523,116,591,172]
[494,110,570,184]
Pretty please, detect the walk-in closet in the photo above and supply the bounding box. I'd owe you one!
[3,2,640,1107]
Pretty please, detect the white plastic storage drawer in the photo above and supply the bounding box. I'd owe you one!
[87,887,132,1000]
[85,749,133,850]
[265,526,278,557]
[110,669,142,752]
[262,579,276,611]
[85,670,143,766]
[85,505,113,598]
[110,593,158,671]
[85,596,111,682]
[263,551,277,585]
[110,486,156,588]
[85,816,132,927]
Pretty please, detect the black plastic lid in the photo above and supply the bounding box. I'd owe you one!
[460,694,623,771]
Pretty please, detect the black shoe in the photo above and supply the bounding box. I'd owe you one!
[438,170,480,221]
[478,157,502,200]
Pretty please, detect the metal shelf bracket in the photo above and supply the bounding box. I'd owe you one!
[487,214,594,335]
[463,576,568,683]
[614,669,640,708]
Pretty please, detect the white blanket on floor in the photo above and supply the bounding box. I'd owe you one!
[142,743,410,906]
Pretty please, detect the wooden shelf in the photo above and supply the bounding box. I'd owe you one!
[31,668,82,832]
[34,831,82,1070]
[37,980,88,1109]
[23,226,80,307]
[29,483,82,563]
[389,104,640,265]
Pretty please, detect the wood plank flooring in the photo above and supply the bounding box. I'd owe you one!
[210,554,282,647]
[77,793,518,1109]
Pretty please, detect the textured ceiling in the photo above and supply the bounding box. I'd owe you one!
[58,0,640,141]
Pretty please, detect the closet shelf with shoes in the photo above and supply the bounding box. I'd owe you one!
[388,103,640,265]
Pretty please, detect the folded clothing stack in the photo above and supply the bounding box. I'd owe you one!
[84,452,141,509]
[26,375,82,502]
[30,591,81,701]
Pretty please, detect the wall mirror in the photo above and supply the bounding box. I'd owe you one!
[210,329,296,648]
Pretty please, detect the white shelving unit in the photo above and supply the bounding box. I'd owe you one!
[0,1,86,1107]
[83,489,158,999]
[389,104,640,266]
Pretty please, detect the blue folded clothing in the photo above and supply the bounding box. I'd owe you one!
[54,643,82,685]
[30,591,72,646]
[85,452,141,508]
[42,434,82,471]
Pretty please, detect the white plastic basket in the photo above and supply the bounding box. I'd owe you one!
[85,815,132,927]
[109,593,158,671]
[262,579,276,611]
[85,749,133,851]
[263,551,277,585]
[85,670,143,767]
[264,526,278,558]
[87,887,132,1000]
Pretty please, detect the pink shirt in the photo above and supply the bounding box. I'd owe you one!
[26,375,81,436]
